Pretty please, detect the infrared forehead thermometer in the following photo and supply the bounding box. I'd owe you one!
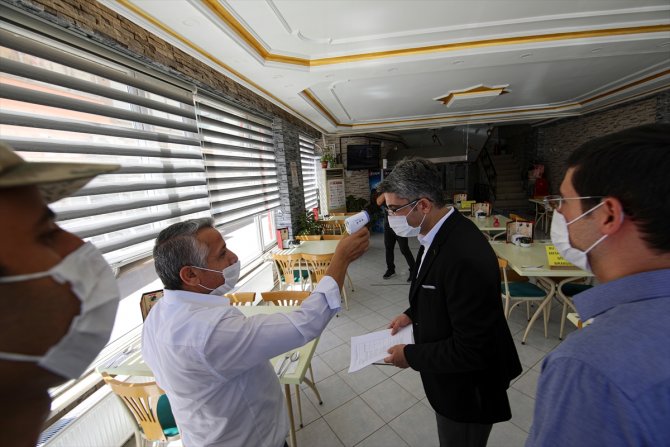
[344,211,370,234]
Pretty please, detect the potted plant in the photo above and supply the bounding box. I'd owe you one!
[296,211,323,240]
[320,152,334,169]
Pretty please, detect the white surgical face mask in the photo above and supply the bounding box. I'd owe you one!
[388,202,425,238]
[550,201,608,272]
[193,260,241,296]
[0,242,120,379]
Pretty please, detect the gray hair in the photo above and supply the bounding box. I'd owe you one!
[153,218,213,290]
[377,158,447,207]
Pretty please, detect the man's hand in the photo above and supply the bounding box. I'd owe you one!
[388,313,412,335]
[384,344,409,368]
[325,227,370,289]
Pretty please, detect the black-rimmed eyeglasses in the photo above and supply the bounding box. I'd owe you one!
[382,199,420,216]
[543,195,604,211]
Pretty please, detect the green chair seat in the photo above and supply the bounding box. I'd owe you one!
[505,281,547,297]
[157,394,179,437]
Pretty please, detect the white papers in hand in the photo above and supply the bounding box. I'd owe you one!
[348,325,413,373]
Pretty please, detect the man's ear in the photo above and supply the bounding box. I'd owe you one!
[179,266,201,287]
[599,197,625,235]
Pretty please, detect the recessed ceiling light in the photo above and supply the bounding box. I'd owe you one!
[272,75,283,79]
[453,60,464,65]
[182,19,199,27]
[591,47,603,53]
[520,53,533,58]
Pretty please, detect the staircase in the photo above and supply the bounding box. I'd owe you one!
[491,154,530,214]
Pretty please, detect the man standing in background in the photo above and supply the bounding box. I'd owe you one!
[376,192,416,281]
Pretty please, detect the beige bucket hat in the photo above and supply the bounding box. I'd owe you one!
[0,142,120,203]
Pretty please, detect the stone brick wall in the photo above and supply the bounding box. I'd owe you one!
[537,96,658,193]
[656,90,670,123]
[272,119,306,238]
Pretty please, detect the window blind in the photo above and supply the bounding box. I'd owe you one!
[299,135,319,211]
[0,24,211,268]
[195,93,279,228]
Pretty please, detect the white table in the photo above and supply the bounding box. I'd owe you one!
[467,214,510,240]
[278,239,339,256]
[490,241,592,343]
[97,306,319,447]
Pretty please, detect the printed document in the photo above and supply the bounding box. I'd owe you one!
[348,325,413,373]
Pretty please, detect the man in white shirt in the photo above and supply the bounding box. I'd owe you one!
[143,217,369,447]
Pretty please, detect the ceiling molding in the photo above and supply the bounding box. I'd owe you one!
[199,1,670,67]
[303,69,670,132]
[435,85,510,108]
[114,0,327,132]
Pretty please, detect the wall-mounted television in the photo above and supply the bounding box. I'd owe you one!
[346,144,380,170]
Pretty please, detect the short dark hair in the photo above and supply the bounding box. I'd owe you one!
[567,123,670,253]
[377,158,447,207]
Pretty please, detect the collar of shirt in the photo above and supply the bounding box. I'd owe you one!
[417,206,454,250]
[163,288,231,306]
[574,268,670,320]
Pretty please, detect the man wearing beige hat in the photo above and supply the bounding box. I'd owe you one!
[0,142,119,447]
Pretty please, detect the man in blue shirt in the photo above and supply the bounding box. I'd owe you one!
[527,123,670,446]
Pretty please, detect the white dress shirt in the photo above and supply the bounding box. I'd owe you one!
[142,277,341,447]
[416,206,454,272]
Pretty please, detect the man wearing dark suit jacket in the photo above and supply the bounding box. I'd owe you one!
[378,158,522,447]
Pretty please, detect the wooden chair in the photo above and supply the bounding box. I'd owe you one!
[509,213,530,222]
[302,253,350,310]
[499,258,552,343]
[272,253,310,291]
[140,289,164,321]
[322,234,344,240]
[296,235,321,241]
[101,373,179,447]
[319,220,344,235]
[225,292,256,306]
[557,278,594,339]
[453,193,467,206]
[260,290,311,306]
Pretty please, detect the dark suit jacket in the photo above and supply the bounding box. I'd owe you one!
[403,210,522,424]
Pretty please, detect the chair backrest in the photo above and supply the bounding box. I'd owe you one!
[260,290,311,306]
[453,193,467,205]
[301,253,333,283]
[331,212,346,216]
[225,292,256,306]
[319,220,344,235]
[101,373,178,442]
[297,235,321,241]
[140,289,164,321]
[509,213,529,222]
[322,234,345,240]
[472,202,491,216]
[272,253,307,286]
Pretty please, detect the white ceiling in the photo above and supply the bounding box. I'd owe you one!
[101,0,670,135]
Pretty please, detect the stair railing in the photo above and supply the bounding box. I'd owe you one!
[476,139,497,202]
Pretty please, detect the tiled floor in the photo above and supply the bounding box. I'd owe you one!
[286,232,576,447]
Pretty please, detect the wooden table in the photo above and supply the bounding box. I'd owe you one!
[490,241,592,343]
[279,239,339,255]
[467,214,510,240]
[97,306,320,447]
